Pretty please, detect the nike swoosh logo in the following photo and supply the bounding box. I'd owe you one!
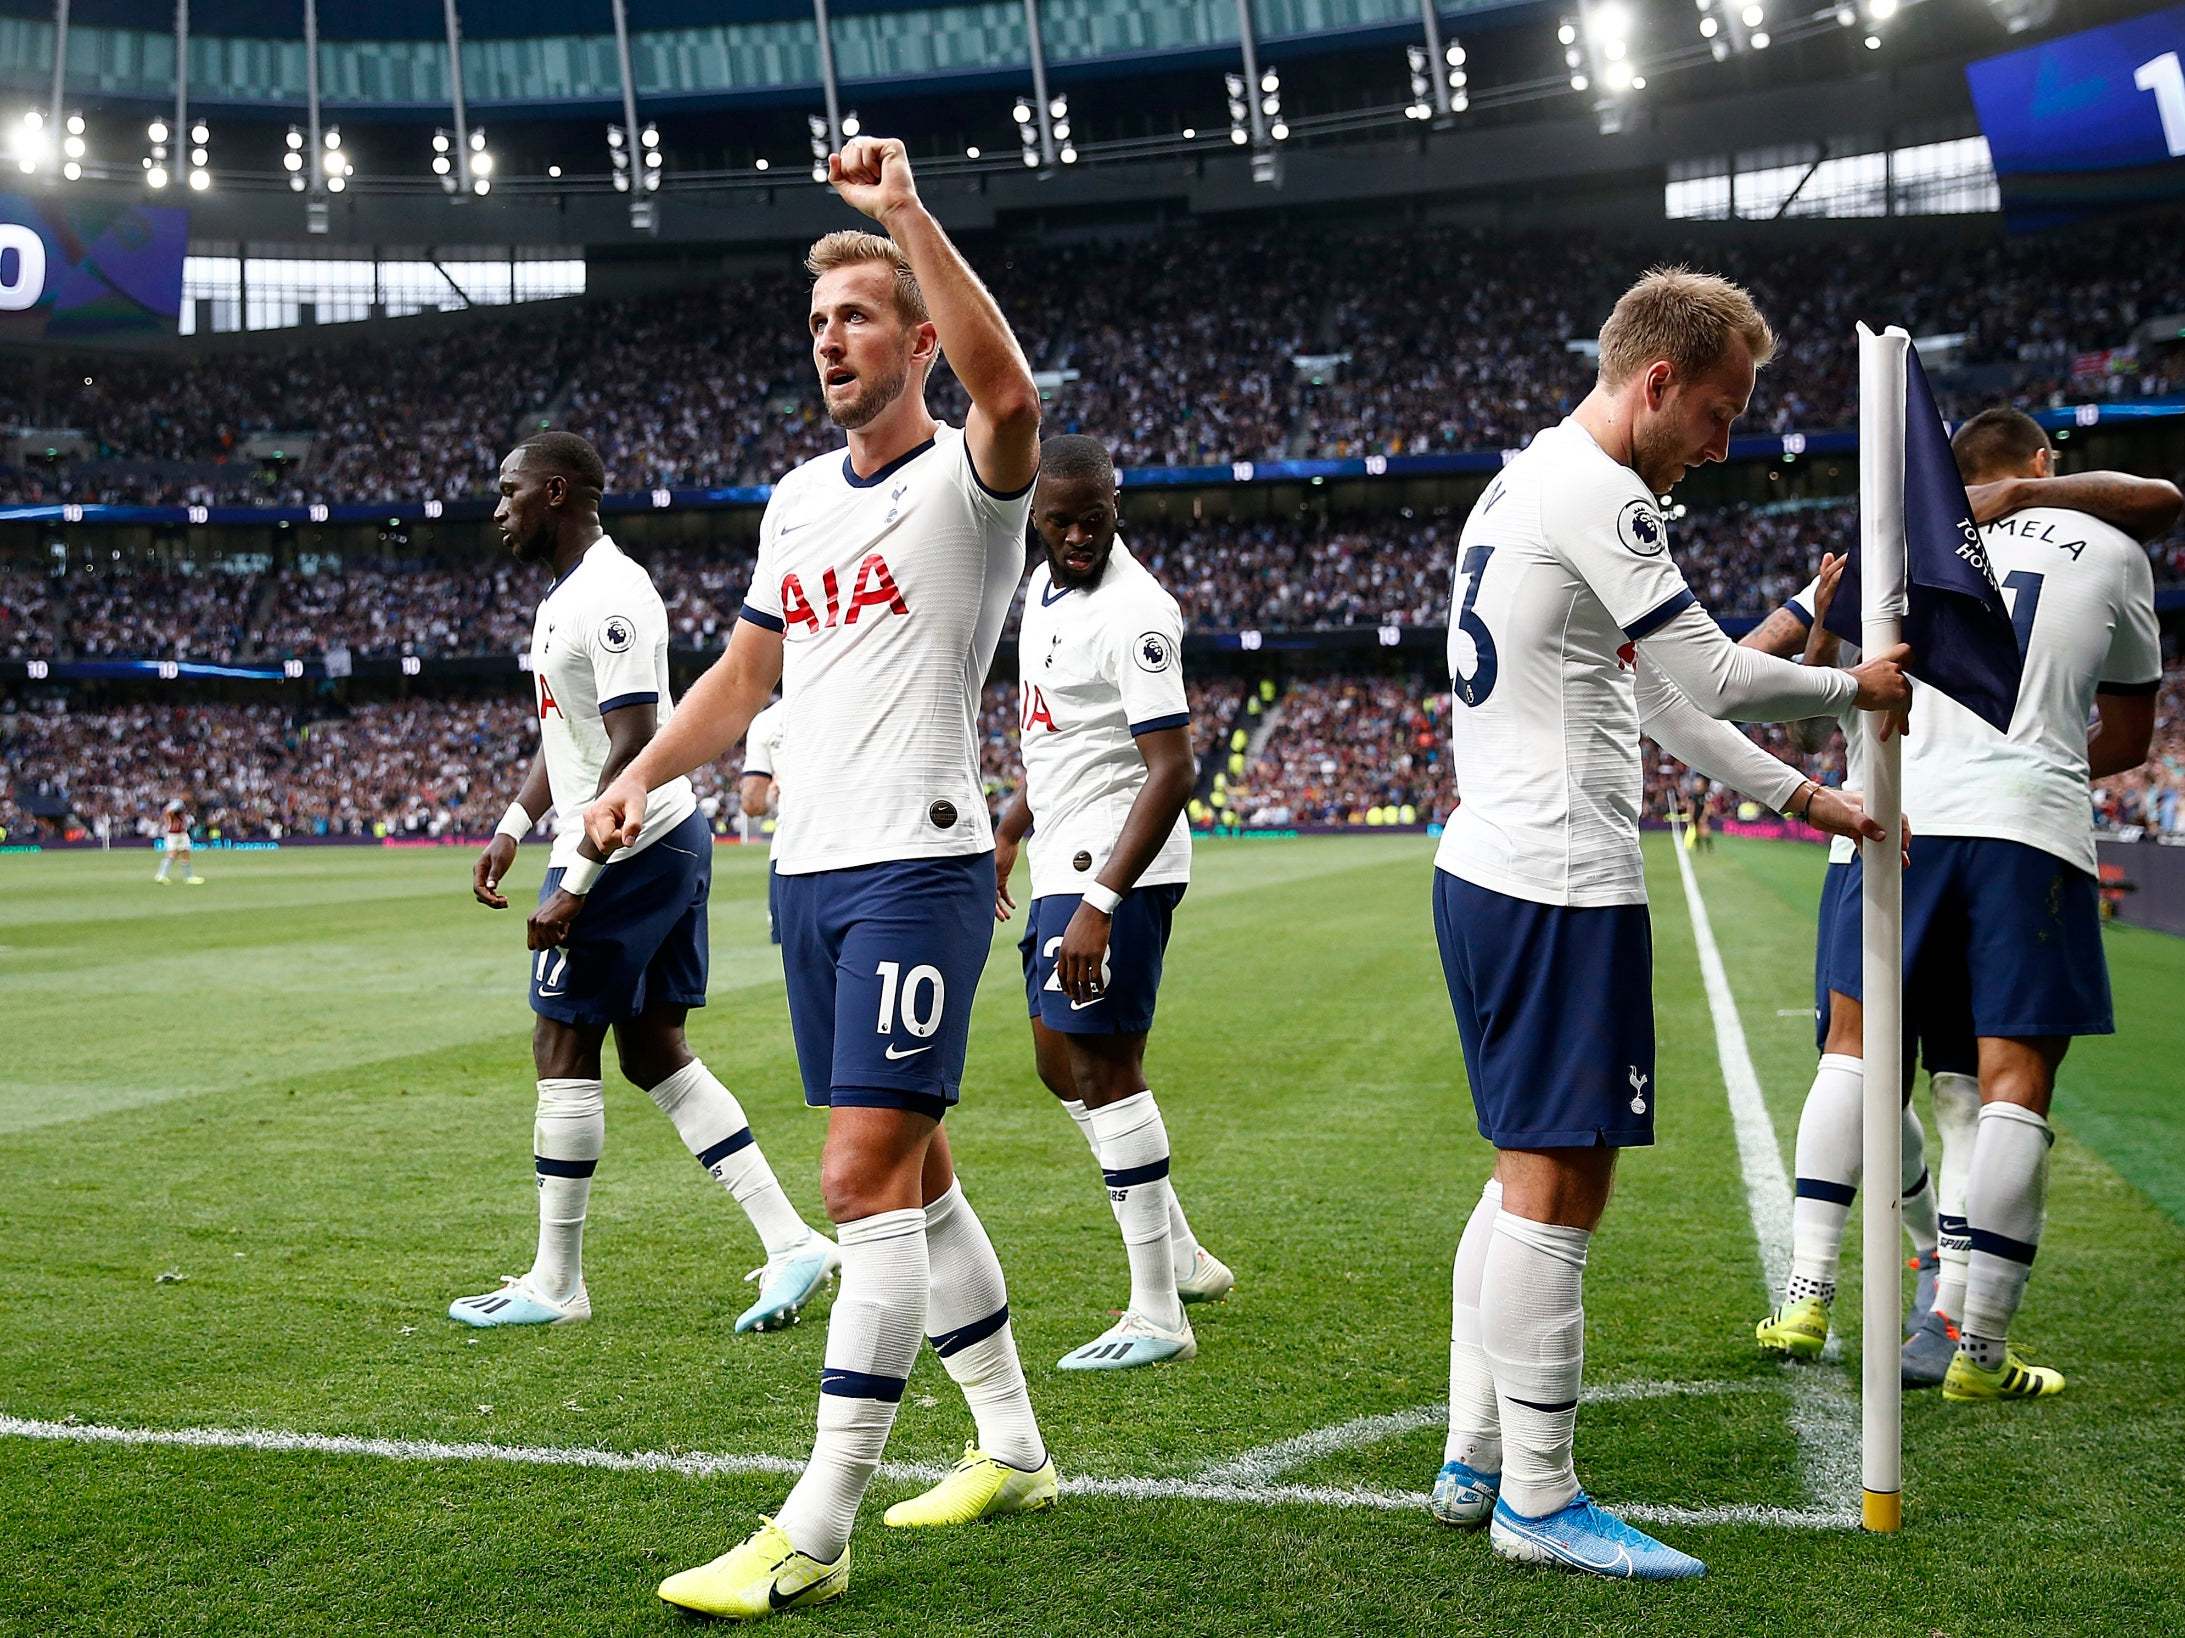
[539,987,566,998]
[769,1577,807,1611]
[1512,1521,1632,1576]
[883,1043,934,1061]
[778,519,815,536]
[1068,995,1105,1011]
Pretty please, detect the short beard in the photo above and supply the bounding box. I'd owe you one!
[512,525,558,566]
[828,358,910,431]
[1631,421,1683,495]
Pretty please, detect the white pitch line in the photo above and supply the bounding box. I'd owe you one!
[1669,832,1860,1518]
[0,1413,1850,1528]
[1199,1377,1785,1484]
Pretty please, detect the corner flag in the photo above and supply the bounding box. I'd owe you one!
[1823,338,2024,732]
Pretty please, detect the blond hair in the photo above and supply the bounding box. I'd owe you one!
[805,230,929,325]
[1597,265,1775,388]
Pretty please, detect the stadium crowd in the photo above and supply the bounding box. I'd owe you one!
[2,215,2176,507]
[27,493,2176,663]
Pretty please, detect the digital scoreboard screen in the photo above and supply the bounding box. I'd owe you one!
[1966,3,2185,226]
[0,194,186,340]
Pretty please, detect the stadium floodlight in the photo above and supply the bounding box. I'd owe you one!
[1741,3,1764,24]
[1868,0,1897,17]
[1406,44,1434,119]
[640,125,659,148]
[1060,144,1077,163]
[841,112,861,138]
[755,156,769,171]
[1700,15,1719,35]
[9,110,50,175]
[548,163,562,177]
[469,129,486,153]
[1750,28,1770,46]
[145,115,171,190]
[186,119,210,191]
[1182,126,1195,139]
[1836,5,1857,22]
[809,112,830,181]
[1558,21,1577,44]
[1865,32,1881,47]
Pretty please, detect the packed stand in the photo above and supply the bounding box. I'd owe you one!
[0,697,764,844]
[1232,675,1448,828]
[4,216,2178,507]
[1,564,58,659]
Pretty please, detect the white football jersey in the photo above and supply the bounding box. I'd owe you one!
[528,535,696,870]
[1786,575,1865,866]
[1433,417,1720,907]
[741,424,1031,875]
[1900,506,2161,875]
[743,700,786,785]
[1017,539,1193,902]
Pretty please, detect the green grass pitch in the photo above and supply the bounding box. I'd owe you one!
[3,834,2182,1635]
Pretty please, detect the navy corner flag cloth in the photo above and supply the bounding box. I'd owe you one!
[1822,342,2023,733]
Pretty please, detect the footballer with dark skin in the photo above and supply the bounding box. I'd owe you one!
[471,441,694,1088]
[994,461,1196,1110]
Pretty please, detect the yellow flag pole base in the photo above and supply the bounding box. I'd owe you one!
[1862,1490,1903,1533]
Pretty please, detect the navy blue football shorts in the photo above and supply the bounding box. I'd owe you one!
[775,853,994,1121]
[1018,883,1186,1036]
[1433,868,1657,1150]
[530,809,711,1028]
[1813,855,1976,1080]
[1825,837,2111,1041]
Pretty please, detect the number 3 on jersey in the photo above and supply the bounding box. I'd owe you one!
[1450,545,1499,707]
[875,959,944,1038]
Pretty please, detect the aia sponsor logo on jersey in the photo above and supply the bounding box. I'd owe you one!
[1022,682,1058,733]
[1616,640,1637,672]
[537,674,563,718]
[779,552,909,633]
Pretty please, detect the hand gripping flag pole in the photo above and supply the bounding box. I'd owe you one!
[1855,323,1908,1534]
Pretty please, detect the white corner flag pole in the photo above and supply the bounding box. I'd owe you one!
[1857,321,1908,1534]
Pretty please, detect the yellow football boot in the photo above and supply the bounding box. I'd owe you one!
[1943,1348,2065,1403]
[656,1518,848,1620]
[883,1444,1059,1528]
[1755,1295,1831,1360]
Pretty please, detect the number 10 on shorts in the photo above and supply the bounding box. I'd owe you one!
[875,960,945,1038]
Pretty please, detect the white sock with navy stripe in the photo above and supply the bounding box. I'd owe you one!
[1090,1091,1183,1329]
[776,1207,928,1562]
[1930,1071,1982,1322]
[924,1181,1044,1469]
[644,1059,810,1258]
[1066,1094,1201,1282]
[1959,1102,2053,1369]
[1788,1054,1864,1305]
[1444,1176,1504,1473]
[529,1077,604,1303]
[1901,1102,1939,1261]
[1481,1211,1589,1520]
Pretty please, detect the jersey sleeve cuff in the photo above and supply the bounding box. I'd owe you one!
[1622,587,1697,642]
[742,764,772,780]
[967,449,1036,501]
[2096,677,2162,696]
[597,691,658,715]
[1785,597,1813,627]
[1128,712,1191,737]
[739,605,785,633]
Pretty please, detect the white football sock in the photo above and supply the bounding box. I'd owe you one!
[1444,1176,1504,1473]
[1090,1091,1183,1328]
[530,1077,604,1303]
[1929,1071,1981,1322]
[1901,1102,1938,1261]
[1060,1097,1100,1158]
[1481,1210,1589,1520]
[1788,1054,1863,1304]
[644,1059,809,1257]
[154,853,172,880]
[923,1181,1045,1469]
[1069,1095,1203,1279]
[775,1208,928,1561]
[1959,1102,2053,1368]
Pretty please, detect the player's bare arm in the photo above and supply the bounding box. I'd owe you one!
[1968,470,2185,542]
[474,749,550,910]
[994,784,1033,921]
[738,773,774,819]
[587,620,785,853]
[1055,727,1194,1004]
[532,700,655,950]
[831,136,1041,494]
[2088,688,2158,780]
